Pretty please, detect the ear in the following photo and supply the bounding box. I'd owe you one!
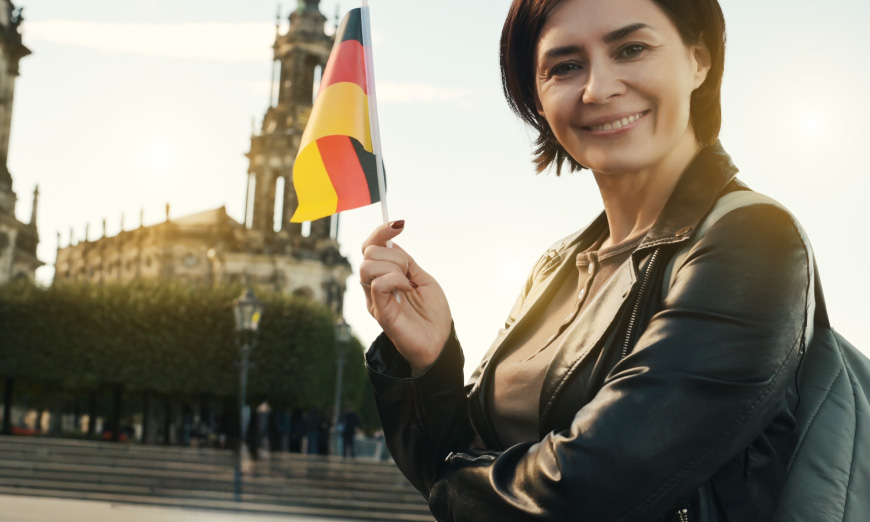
[534,90,545,117]
[533,87,547,119]
[691,34,712,90]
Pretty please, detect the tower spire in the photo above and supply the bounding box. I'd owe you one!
[29,184,38,226]
[270,3,281,108]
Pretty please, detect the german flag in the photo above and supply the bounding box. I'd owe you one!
[290,8,380,223]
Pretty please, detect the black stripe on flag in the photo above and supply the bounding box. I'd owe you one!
[338,8,364,44]
[351,138,381,204]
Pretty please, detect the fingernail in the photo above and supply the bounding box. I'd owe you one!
[410,281,419,289]
[391,220,405,230]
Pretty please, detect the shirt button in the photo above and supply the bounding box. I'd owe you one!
[578,288,586,301]
[587,264,594,275]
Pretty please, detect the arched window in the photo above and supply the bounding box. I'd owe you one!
[329,214,339,240]
[273,176,285,232]
[245,174,256,229]
[312,64,323,104]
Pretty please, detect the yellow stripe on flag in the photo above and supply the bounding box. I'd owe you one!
[299,82,372,153]
[290,142,338,222]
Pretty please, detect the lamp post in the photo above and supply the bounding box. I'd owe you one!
[331,317,351,456]
[232,287,263,502]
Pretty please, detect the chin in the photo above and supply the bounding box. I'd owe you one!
[575,150,652,175]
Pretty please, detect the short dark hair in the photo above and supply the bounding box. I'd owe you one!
[500,0,727,174]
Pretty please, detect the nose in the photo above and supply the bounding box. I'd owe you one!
[581,61,624,104]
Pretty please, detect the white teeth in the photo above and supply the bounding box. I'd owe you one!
[589,112,644,132]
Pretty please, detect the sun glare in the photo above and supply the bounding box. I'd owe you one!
[797,109,828,139]
[145,142,175,170]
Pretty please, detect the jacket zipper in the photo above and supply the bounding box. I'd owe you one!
[676,506,690,522]
[621,248,660,359]
[467,401,485,448]
[446,451,496,464]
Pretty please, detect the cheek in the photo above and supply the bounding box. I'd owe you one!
[539,86,576,126]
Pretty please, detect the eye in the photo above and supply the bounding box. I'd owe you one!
[617,43,647,59]
[551,62,583,76]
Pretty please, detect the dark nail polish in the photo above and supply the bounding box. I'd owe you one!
[391,220,405,230]
[410,281,419,289]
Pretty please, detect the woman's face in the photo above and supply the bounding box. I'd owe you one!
[535,0,711,176]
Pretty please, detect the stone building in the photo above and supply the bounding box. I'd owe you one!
[0,2,40,284]
[53,0,351,313]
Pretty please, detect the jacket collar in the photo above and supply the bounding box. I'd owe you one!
[640,140,740,249]
[538,141,740,258]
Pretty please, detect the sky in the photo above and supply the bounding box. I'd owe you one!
[8,0,870,377]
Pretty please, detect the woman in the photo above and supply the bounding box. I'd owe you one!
[360,0,811,520]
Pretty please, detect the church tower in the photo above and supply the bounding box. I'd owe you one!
[0,1,41,284]
[246,0,335,240]
[0,2,28,215]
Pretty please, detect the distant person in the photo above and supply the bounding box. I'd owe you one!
[289,408,304,453]
[340,402,360,458]
[303,406,320,455]
[317,412,331,456]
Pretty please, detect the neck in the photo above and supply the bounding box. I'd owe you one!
[594,131,702,247]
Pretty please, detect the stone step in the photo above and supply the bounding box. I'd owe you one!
[0,436,232,459]
[0,436,431,521]
[0,437,401,477]
[0,465,423,502]
[0,450,410,487]
[0,486,436,522]
[0,477,431,516]
[0,456,418,495]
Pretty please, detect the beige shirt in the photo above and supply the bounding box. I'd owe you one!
[487,229,648,448]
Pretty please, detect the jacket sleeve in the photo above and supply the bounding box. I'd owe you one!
[423,204,812,522]
[366,324,474,496]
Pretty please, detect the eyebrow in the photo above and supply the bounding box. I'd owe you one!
[603,23,652,44]
[540,23,654,62]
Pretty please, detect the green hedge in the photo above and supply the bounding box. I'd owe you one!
[0,280,371,419]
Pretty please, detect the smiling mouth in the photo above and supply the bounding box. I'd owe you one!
[583,111,649,132]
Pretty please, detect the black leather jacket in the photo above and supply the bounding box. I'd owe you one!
[366,143,812,522]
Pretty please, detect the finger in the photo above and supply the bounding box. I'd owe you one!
[361,220,405,255]
[385,242,428,280]
[370,272,416,310]
[362,245,410,275]
[359,259,407,286]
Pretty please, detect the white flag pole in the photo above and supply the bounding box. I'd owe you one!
[361,0,401,303]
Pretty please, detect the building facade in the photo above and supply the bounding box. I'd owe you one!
[0,1,40,284]
[53,0,351,313]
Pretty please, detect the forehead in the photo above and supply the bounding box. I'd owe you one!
[537,0,672,51]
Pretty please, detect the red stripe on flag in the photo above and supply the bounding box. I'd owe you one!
[317,135,373,212]
[319,39,367,96]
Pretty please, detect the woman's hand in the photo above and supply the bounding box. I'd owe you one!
[360,220,452,375]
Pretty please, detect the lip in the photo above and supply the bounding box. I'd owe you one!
[581,110,650,137]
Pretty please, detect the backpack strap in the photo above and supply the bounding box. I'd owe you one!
[663,190,817,345]
[661,189,819,522]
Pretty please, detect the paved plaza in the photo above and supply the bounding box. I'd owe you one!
[0,494,358,522]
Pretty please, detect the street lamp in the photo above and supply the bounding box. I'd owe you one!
[331,317,351,456]
[232,287,263,502]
